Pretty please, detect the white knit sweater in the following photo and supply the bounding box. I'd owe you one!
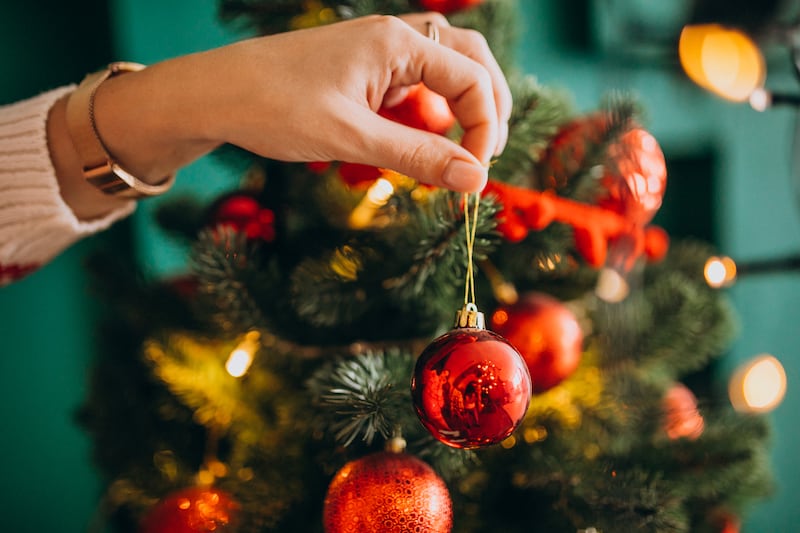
[0,87,135,284]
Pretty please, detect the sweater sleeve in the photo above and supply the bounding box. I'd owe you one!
[0,86,136,284]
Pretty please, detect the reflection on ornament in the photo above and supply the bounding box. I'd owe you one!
[729,355,787,413]
[411,308,532,449]
[323,451,452,533]
[704,256,737,288]
[594,267,630,303]
[600,128,667,225]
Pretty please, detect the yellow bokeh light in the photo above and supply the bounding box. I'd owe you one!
[225,348,253,378]
[679,24,765,102]
[729,354,787,413]
[704,256,737,288]
[225,330,260,378]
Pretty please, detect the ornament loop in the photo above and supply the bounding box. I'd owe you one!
[455,303,485,329]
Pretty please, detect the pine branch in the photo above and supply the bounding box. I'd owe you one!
[191,227,269,332]
[307,349,417,446]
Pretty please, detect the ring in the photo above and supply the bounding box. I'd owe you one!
[426,21,440,43]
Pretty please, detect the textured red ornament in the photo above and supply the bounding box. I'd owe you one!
[662,383,704,440]
[211,194,276,241]
[599,127,667,225]
[139,487,239,533]
[418,0,484,14]
[379,83,455,135]
[411,327,532,448]
[323,451,452,533]
[491,293,583,393]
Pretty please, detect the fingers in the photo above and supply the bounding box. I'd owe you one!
[399,12,513,156]
[342,104,488,192]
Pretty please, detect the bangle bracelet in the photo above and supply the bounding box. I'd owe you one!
[65,62,176,199]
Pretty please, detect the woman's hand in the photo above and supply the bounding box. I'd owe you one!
[51,14,513,220]
[97,14,510,192]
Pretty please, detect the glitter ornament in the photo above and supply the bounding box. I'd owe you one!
[491,292,583,393]
[411,305,532,449]
[139,486,239,533]
[323,451,452,533]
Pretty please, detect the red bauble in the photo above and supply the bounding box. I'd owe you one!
[539,115,666,225]
[379,83,455,136]
[139,487,239,533]
[599,127,667,225]
[490,293,583,393]
[323,451,452,533]
[338,162,384,187]
[419,0,484,14]
[411,326,532,449]
[210,194,276,241]
[662,383,704,441]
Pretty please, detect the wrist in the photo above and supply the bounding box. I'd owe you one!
[91,58,222,184]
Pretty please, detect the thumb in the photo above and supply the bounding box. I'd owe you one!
[342,106,488,193]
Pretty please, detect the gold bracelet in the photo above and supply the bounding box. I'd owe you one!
[65,62,176,199]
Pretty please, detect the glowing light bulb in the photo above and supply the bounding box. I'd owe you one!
[225,331,260,378]
[704,256,737,288]
[679,24,765,102]
[348,177,395,229]
[595,267,629,303]
[729,354,787,413]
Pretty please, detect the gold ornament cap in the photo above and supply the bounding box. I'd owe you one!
[454,303,485,329]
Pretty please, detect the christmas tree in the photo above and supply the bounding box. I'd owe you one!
[79,1,775,532]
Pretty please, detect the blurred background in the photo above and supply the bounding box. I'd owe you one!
[1,0,798,530]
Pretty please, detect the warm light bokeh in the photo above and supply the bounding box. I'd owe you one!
[704,255,737,288]
[679,24,765,102]
[729,354,787,413]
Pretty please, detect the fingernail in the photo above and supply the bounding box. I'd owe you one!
[443,159,488,192]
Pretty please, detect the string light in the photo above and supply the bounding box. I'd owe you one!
[679,24,765,102]
[704,256,737,288]
[729,354,787,413]
[594,267,630,303]
[225,331,261,378]
[348,177,395,229]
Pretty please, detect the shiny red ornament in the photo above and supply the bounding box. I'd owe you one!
[662,383,704,441]
[599,127,667,225]
[491,293,583,393]
[418,0,484,14]
[379,83,455,136]
[139,486,239,533]
[411,321,532,449]
[338,161,384,188]
[323,451,452,533]
[210,194,276,242]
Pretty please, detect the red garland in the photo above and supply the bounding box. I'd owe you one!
[482,180,668,270]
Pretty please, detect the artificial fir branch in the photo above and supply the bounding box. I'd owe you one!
[383,190,500,305]
[307,349,417,446]
[191,227,269,332]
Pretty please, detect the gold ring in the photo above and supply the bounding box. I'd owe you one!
[426,21,440,43]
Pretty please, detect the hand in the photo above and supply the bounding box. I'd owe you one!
[93,14,512,193]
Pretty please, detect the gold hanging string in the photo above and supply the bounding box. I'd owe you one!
[463,192,480,307]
